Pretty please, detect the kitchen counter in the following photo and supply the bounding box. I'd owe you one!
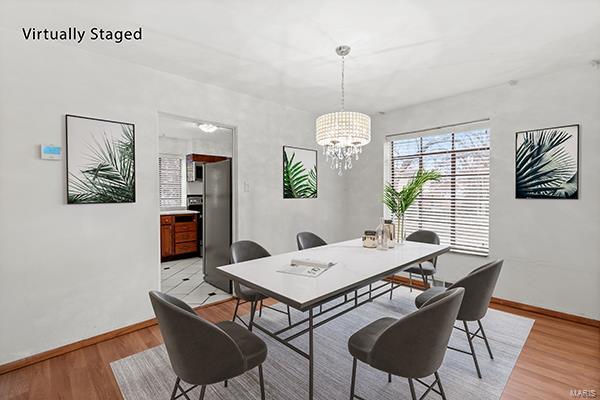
[160,210,200,216]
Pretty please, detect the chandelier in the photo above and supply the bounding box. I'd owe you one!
[316,45,371,175]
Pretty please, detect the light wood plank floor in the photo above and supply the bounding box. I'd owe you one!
[0,298,598,399]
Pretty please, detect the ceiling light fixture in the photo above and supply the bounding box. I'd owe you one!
[316,45,371,175]
[197,123,218,133]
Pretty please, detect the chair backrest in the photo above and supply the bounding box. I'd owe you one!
[149,291,245,385]
[449,259,503,321]
[370,287,465,378]
[230,240,271,295]
[230,240,270,263]
[406,230,440,266]
[296,232,327,250]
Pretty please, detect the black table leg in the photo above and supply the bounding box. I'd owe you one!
[308,307,314,400]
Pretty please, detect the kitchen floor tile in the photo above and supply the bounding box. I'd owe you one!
[160,258,231,306]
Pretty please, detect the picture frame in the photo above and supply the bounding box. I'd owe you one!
[282,146,317,199]
[66,114,136,204]
[515,124,579,199]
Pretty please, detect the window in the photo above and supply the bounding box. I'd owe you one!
[386,127,490,256]
[159,155,184,208]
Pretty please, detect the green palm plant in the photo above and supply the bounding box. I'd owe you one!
[383,169,440,242]
[516,129,576,198]
[283,150,317,198]
[68,124,135,204]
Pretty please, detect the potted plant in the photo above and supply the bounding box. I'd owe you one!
[383,169,440,243]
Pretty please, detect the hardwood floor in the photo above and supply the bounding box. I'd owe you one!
[0,297,598,399]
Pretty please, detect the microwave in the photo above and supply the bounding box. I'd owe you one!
[186,161,203,182]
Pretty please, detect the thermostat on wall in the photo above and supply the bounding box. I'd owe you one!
[40,144,62,160]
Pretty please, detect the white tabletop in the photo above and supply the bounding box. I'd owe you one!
[218,238,449,310]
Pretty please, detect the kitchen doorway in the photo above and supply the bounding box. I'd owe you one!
[157,113,236,307]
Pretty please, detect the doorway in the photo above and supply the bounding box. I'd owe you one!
[157,113,236,307]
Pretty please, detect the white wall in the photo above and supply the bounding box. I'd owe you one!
[345,66,600,319]
[0,35,346,364]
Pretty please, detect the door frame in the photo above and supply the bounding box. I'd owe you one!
[156,111,239,287]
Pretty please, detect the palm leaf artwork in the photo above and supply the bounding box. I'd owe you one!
[306,167,317,198]
[283,147,317,198]
[68,123,135,204]
[383,169,440,242]
[516,126,578,199]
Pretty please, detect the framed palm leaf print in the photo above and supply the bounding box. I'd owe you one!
[515,124,579,199]
[283,146,317,199]
[66,115,136,204]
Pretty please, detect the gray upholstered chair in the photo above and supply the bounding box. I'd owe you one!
[296,232,327,251]
[348,287,465,400]
[390,230,441,298]
[415,260,503,378]
[230,240,292,328]
[389,230,440,297]
[149,291,267,400]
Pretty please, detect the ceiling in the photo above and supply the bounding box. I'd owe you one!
[2,0,599,113]
[158,114,233,140]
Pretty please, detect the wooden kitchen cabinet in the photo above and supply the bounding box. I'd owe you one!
[160,224,174,257]
[160,214,198,260]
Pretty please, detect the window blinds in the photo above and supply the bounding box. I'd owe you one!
[159,156,183,208]
[387,128,490,256]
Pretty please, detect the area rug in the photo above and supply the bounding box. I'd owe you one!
[110,286,533,399]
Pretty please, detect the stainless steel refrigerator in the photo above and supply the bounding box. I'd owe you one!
[202,159,232,293]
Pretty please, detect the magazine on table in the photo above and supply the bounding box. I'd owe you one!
[277,258,336,277]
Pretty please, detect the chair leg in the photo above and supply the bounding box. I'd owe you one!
[198,385,206,400]
[287,305,292,326]
[224,379,228,388]
[389,281,394,300]
[258,364,266,400]
[349,358,357,400]
[170,377,180,400]
[435,371,447,400]
[232,298,240,322]
[418,265,428,289]
[388,373,392,383]
[478,320,494,359]
[248,301,257,332]
[408,378,417,400]
[259,299,263,317]
[463,321,482,378]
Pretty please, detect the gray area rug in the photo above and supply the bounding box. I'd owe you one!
[111,286,533,400]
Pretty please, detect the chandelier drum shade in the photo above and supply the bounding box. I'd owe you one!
[316,45,371,175]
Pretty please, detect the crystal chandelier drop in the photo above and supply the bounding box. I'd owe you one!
[316,45,371,175]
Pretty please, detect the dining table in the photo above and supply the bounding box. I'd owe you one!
[218,238,450,400]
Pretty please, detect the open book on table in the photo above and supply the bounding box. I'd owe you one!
[277,258,336,277]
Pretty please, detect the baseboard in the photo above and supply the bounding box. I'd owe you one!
[387,275,600,327]
[489,297,599,327]
[0,297,233,376]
